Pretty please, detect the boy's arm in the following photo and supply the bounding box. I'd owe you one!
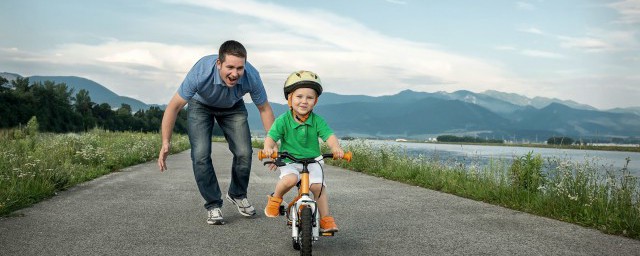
[262,136,279,171]
[325,135,344,159]
[262,136,278,157]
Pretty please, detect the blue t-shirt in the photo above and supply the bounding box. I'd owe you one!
[177,55,268,108]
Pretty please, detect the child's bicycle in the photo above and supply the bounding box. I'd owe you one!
[258,150,352,255]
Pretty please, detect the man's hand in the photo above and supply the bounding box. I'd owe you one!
[158,143,170,172]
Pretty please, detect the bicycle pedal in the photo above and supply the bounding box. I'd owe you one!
[320,231,335,237]
[279,205,286,215]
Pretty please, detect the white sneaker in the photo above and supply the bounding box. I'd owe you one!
[207,208,224,225]
[226,194,256,217]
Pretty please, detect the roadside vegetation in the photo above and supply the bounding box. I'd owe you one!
[325,140,639,239]
[2,131,637,240]
[0,125,189,216]
[395,139,640,153]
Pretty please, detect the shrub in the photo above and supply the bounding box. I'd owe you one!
[509,151,545,193]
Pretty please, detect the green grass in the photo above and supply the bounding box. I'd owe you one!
[4,135,638,240]
[0,129,190,215]
[320,140,639,239]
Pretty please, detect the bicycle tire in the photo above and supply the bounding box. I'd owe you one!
[300,206,313,255]
[293,238,300,250]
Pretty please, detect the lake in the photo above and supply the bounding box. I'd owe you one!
[348,140,640,177]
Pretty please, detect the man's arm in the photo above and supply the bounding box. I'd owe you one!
[158,93,188,171]
[256,101,275,133]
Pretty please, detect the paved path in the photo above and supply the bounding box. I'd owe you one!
[1,142,639,256]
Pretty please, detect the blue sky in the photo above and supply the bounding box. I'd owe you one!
[1,0,638,109]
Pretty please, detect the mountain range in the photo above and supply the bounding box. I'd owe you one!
[2,72,639,141]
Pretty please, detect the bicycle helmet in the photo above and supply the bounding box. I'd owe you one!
[283,70,323,99]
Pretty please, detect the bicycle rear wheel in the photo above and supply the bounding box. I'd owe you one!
[299,206,313,255]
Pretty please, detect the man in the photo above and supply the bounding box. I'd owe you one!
[158,40,275,225]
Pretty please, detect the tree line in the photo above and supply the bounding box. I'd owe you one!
[437,135,504,144]
[0,77,189,134]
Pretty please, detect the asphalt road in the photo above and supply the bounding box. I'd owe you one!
[1,142,639,256]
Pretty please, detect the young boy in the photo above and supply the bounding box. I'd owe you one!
[262,70,344,232]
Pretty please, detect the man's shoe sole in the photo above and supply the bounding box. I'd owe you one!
[226,194,256,217]
[207,219,225,225]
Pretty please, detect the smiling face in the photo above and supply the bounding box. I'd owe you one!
[216,54,245,87]
[290,88,318,117]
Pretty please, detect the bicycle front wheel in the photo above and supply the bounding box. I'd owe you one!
[299,206,313,255]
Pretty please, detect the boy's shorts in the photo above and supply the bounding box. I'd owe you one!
[279,160,326,187]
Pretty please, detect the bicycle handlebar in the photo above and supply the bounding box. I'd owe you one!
[258,151,352,162]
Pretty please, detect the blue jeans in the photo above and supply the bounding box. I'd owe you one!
[187,99,253,210]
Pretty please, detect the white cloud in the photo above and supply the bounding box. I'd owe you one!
[385,0,407,4]
[173,0,518,102]
[516,2,536,10]
[494,45,517,51]
[521,49,565,59]
[0,41,213,103]
[518,27,544,35]
[608,0,640,24]
[558,29,638,52]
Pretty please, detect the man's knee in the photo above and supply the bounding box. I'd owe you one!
[232,145,253,160]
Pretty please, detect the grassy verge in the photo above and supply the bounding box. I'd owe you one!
[253,139,640,240]
[0,129,190,216]
[395,140,640,153]
[330,140,639,239]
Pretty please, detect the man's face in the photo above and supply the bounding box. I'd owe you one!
[216,55,245,87]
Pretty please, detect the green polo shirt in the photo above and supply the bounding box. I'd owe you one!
[267,111,334,160]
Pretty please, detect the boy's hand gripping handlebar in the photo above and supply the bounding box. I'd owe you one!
[258,151,353,163]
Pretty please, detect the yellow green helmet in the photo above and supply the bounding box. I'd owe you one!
[283,70,323,99]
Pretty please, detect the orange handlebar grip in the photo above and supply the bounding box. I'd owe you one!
[258,151,277,160]
[343,151,352,162]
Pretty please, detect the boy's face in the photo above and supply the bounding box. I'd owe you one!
[216,55,245,87]
[290,88,318,116]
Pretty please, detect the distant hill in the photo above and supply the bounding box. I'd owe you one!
[1,73,150,112]
[483,90,598,111]
[247,90,640,140]
[27,76,149,111]
[4,71,639,140]
[512,103,640,137]
[0,72,21,83]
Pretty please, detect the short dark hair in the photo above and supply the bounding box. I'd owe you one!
[218,40,247,63]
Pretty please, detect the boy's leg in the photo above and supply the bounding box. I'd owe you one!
[310,184,330,217]
[265,173,298,217]
[311,184,338,232]
[187,100,223,210]
[308,161,338,232]
[274,174,298,198]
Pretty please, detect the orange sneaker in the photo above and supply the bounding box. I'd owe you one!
[320,216,339,232]
[264,195,283,217]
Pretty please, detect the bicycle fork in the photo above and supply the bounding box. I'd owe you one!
[290,195,320,242]
[291,170,320,241]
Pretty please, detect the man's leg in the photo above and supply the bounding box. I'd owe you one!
[216,101,255,216]
[188,100,223,210]
[215,101,252,198]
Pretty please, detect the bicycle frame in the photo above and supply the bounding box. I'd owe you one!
[258,151,352,253]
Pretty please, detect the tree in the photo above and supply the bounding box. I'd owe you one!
[547,136,574,145]
[74,89,96,131]
[0,76,8,92]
